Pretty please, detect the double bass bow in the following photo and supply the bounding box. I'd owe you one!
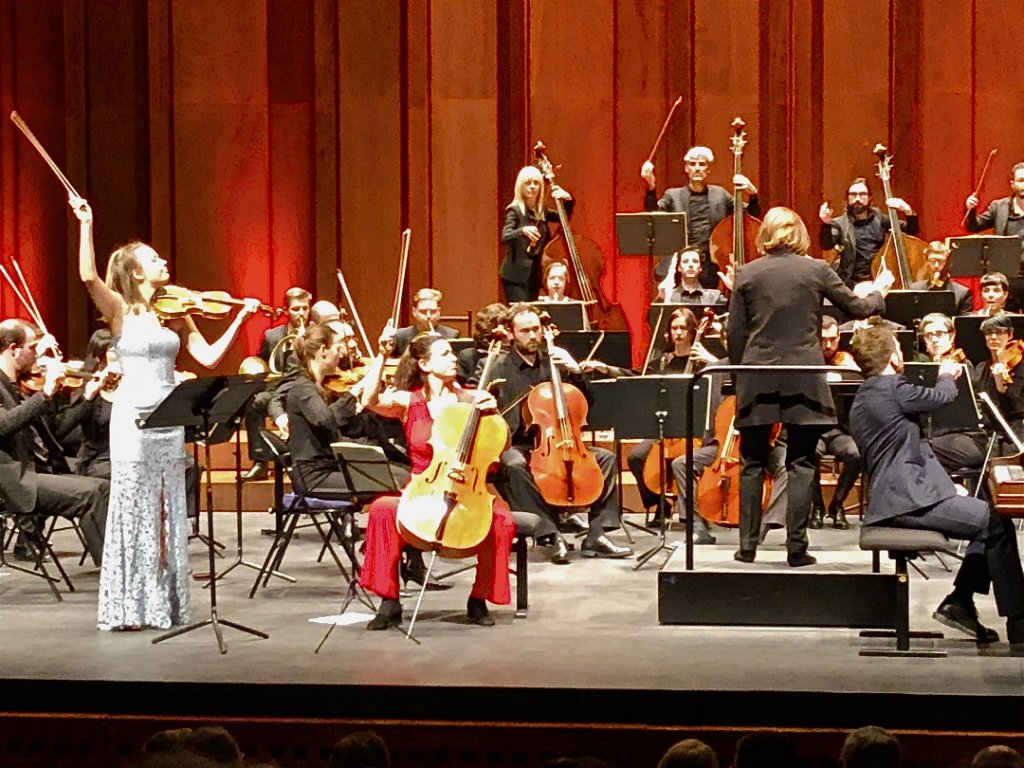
[709,117,762,284]
[871,144,928,289]
[525,314,604,508]
[532,141,628,331]
[395,330,510,558]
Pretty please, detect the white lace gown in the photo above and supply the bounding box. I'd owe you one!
[97,311,191,630]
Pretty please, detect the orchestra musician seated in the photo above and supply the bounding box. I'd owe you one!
[973,313,1024,448]
[457,302,507,385]
[390,288,459,357]
[0,318,109,566]
[655,248,727,305]
[242,286,311,481]
[537,261,571,303]
[847,324,1024,650]
[970,272,1010,317]
[910,241,973,317]
[359,330,515,629]
[810,315,862,530]
[489,304,633,564]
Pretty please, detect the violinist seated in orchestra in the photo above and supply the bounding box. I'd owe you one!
[487,304,633,564]
[968,272,1011,317]
[847,324,1024,651]
[729,208,892,567]
[285,324,410,500]
[965,161,1024,238]
[909,241,973,317]
[642,145,759,288]
[457,302,507,385]
[910,312,981,476]
[500,165,574,303]
[0,318,109,566]
[809,315,863,531]
[973,313,1024,447]
[358,330,515,630]
[655,248,729,305]
[389,288,459,358]
[819,176,919,291]
[242,286,312,481]
[537,261,571,303]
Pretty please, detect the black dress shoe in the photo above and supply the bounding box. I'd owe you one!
[580,535,633,559]
[366,598,403,631]
[558,513,589,534]
[828,503,850,530]
[242,462,269,481]
[400,559,452,591]
[12,545,49,564]
[808,506,824,529]
[467,597,495,626]
[733,549,756,563]
[933,600,999,643]
[550,535,571,565]
[787,552,817,568]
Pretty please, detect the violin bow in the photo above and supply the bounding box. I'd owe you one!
[336,267,373,357]
[11,259,46,334]
[10,111,83,200]
[646,96,683,165]
[960,147,998,227]
[388,229,412,329]
[0,263,43,330]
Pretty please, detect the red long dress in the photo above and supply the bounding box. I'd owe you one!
[359,388,514,604]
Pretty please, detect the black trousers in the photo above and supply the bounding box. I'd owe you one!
[498,444,619,540]
[244,389,275,462]
[501,277,539,304]
[32,473,110,566]
[739,424,823,554]
[813,428,861,511]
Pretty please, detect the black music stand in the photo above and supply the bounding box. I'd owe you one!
[882,290,956,329]
[314,441,401,652]
[948,235,1022,278]
[145,375,270,654]
[902,363,982,433]
[955,314,1024,365]
[556,330,633,370]
[589,375,711,570]
[542,301,590,332]
[616,211,688,280]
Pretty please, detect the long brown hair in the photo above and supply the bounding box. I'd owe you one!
[294,323,337,382]
[393,332,442,392]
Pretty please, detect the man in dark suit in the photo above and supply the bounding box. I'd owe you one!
[848,324,1024,650]
[390,288,459,357]
[243,287,310,480]
[0,319,108,565]
[641,145,761,286]
[965,161,1024,238]
[909,241,974,316]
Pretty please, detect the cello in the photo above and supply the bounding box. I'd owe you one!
[870,144,928,289]
[395,331,510,558]
[532,141,628,331]
[525,315,605,508]
[708,117,762,283]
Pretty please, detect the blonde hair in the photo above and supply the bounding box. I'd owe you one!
[105,240,150,316]
[508,166,545,219]
[756,207,811,255]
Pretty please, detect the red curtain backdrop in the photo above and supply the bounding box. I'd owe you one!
[2,0,1023,368]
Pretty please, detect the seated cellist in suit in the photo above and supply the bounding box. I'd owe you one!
[848,324,1024,651]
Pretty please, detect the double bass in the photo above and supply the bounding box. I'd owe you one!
[532,141,628,331]
[525,317,604,507]
[395,331,510,558]
[870,144,928,289]
[708,117,762,283]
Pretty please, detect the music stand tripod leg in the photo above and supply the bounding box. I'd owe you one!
[633,412,678,571]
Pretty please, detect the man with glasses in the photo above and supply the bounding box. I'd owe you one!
[641,146,761,288]
[819,177,919,289]
[910,241,973,316]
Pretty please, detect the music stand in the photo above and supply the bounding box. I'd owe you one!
[882,290,956,329]
[616,211,688,281]
[542,301,590,332]
[955,314,1024,365]
[902,363,982,433]
[556,330,633,370]
[948,235,1022,278]
[314,441,401,652]
[589,375,711,570]
[144,375,270,654]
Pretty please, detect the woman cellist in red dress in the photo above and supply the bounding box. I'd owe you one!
[358,329,515,630]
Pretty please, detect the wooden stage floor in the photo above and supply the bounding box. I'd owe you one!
[1,512,1022,733]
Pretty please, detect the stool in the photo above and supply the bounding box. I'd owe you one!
[858,526,951,657]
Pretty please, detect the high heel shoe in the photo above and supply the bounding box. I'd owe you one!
[400,559,452,591]
[366,598,403,631]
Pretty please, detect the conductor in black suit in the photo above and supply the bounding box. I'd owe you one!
[390,288,459,357]
[847,324,1024,649]
[728,207,891,566]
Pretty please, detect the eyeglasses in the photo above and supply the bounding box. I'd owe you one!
[922,330,949,339]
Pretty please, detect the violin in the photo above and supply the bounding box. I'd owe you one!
[995,340,1024,385]
[524,316,604,508]
[395,332,510,558]
[151,285,281,320]
[19,360,121,396]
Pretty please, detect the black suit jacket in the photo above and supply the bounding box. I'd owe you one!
[0,372,59,516]
[259,324,292,373]
[499,202,574,286]
[965,196,1019,235]
[820,207,920,286]
[848,373,959,524]
[728,250,885,426]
